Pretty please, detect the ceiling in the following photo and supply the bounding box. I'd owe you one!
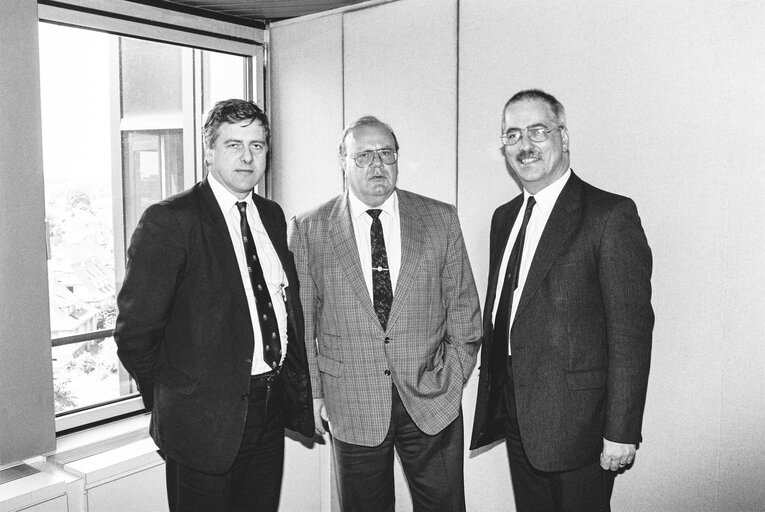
[145,0,371,23]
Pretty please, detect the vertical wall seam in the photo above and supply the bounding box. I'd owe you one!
[340,12,346,195]
[454,0,460,210]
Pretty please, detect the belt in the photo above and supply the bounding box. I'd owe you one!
[250,367,280,386]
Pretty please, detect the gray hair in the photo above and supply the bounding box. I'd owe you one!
[502,89,567,129]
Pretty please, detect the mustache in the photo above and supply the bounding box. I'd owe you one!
[516,150,541,162]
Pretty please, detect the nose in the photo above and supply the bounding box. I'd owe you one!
[370,151,384,167]
[518,132,534,151]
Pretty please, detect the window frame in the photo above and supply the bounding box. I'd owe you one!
[38,0,265,434]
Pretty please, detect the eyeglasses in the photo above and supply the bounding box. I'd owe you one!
[501,126,560,146]
[350,148,398,167]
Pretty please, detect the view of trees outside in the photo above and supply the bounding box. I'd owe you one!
[39,21,249,417]
[47,185,121,414]
[40,23,129,414]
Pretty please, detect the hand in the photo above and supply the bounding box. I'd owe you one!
[313,398,329,436]
[600,438,636,471]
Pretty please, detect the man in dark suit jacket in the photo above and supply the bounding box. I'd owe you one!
[115,99,313,512]
[471,90,654,512]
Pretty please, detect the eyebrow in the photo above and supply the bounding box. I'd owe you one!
[223,138,267,144]
[356,146,395,152]
[505,123,548,132]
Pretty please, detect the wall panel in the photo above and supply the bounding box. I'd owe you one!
[343,0,458,205]
[0,0,56,465]
[269,13,346,511]
[269,13,345,221]
[458,0,765,510]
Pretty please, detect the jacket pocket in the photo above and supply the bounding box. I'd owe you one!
[566,368,607,390]
[317,353,343,377]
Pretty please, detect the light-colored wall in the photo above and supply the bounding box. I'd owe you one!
[459,1,765,510]
[269,13,345,221]
[3,0,763,510]
[272,0,765,511]
[343,0,458,204]
[0,0,56,465]
[269,12,346,512]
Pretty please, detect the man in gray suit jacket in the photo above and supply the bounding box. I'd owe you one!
[290,116,482,511]
[471,90,653,512]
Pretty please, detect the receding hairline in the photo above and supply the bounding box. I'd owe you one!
[339,116,399,156]
[501,89,567,130]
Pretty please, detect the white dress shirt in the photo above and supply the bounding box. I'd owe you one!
[347,189,402,300]
[208,173,288,374]
[492,169,572,353]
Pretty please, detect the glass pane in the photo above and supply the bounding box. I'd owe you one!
[39,23,125,415]
[121,38,183,118]
[40,21,252,422]
[202,51,247,114]
[122,130,184,237]
[52,336,122,414]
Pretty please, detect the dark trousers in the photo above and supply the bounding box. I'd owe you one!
[332,385,465,512]
[165,374,285,512]
[501,358,614,512]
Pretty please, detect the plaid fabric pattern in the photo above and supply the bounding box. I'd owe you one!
[289,189,482,446]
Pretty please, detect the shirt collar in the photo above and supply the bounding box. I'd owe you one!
[524,168,571,214]
[207,172,253,214]
[348,188,398,220]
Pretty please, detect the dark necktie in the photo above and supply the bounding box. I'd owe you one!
[367,209,393,330]
[236,202,281,370]
[490,196,536,388]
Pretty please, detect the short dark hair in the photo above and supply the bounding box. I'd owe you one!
[203,99,270,151]
[503,89,567,128]
[339,116,399,156]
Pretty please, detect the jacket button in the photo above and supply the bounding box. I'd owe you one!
[384,369,391,376]
[384,337,390,344]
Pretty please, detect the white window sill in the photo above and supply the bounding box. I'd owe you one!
[1,413,162,511]
[50,412,162,488]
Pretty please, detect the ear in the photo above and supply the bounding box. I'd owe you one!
[339,154,348,176]
[560,126,570,152]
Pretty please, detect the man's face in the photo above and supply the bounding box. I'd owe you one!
[502,99,569,194]
[342,123,399,207]
[206,120,268,199]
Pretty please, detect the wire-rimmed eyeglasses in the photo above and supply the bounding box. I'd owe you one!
[350,148,398,167]
[501,126,561,146]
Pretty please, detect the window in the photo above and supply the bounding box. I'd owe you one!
[38,6,263,431]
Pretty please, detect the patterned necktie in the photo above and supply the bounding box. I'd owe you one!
[367,209,393,330]
[236,202,281,370]
[490,196,536,387]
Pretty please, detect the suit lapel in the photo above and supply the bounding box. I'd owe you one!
[485,197,523,328]
[328,193,381,326]
[198,179,251,317]
[387,190,424,330]
[512,173,584,325]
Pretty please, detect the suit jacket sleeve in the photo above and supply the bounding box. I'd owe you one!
[441,205,482,383]
[288,216,322,399]
[599,198,654,443]
[114,203,186,410]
